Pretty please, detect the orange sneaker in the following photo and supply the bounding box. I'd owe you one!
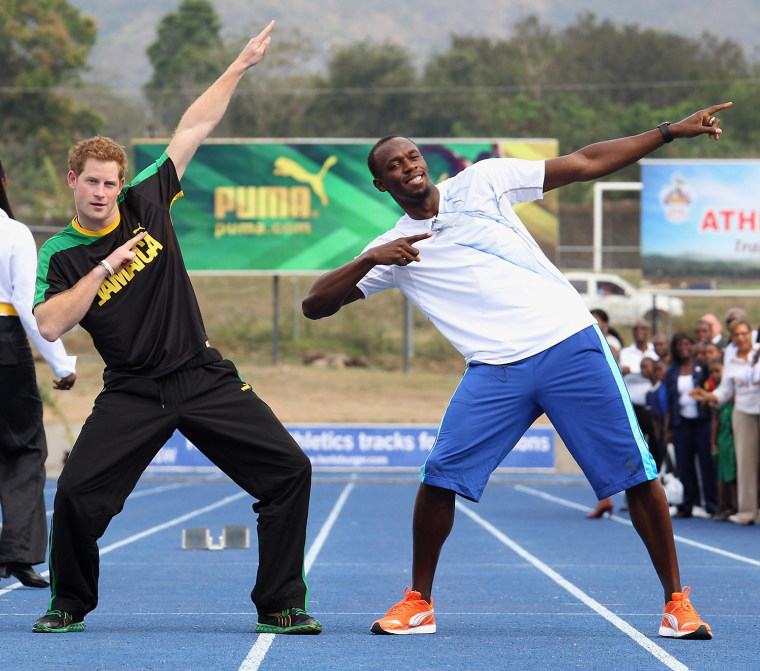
[659,586,712,639]
[370,587,436,635]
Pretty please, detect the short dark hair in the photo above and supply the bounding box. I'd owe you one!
[590,308,610,323]
[367,135,414,178]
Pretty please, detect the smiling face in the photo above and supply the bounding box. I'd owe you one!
[730,321,753,356]
[674,336,693,363]
[68,158,124,231]
[372,137,435,208]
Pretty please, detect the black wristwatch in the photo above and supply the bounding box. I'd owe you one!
[658,122,674,143]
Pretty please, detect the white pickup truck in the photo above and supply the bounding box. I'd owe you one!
[563,271,684,326]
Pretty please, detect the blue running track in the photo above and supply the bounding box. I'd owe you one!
[2,473,758,670]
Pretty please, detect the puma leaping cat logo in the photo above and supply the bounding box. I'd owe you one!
[273,155,338,206]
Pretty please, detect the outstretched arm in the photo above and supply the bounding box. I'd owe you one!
[166,21,274,180]
[302,233,431,319]
[543,102,732,192]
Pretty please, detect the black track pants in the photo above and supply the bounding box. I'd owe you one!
[48,348,311,620]
[0,317,48,566]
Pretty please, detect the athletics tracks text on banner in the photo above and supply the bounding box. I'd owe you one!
[147,424,555,471]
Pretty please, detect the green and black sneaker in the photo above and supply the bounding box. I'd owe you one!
[255,607,321,635]
[32,610,85,633]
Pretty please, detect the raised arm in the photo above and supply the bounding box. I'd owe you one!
[166,21,274,180]
[302,233,431,319]
[543,102,732,192]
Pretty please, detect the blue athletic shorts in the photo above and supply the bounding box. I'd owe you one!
[421,324,658,501]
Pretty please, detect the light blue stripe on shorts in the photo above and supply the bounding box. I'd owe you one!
[421,324,658,501]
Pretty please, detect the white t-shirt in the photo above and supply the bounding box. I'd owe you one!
[677,374,699,418]
[356,158,594,364]
[619,342,657,405]
[0,208,76,377]
[715,346,760,415]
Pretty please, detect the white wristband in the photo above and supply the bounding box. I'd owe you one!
[99,259,115,276]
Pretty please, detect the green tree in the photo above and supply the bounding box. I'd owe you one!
[713,71,760,156]
[302,42,419,137]
[553,13,747,108]
[143,0,224,135]
[418,16,560,136]
[222,27,321,138]
[0,0,102,225]
[416,13,752,137]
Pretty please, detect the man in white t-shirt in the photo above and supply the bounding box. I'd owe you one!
[303,103,730,642]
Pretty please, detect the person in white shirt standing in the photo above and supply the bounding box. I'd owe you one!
[723,307,757,361]
[620,319,661,471]
[303,103,731,641]
[692,319,760,525]
[0,159,76,588]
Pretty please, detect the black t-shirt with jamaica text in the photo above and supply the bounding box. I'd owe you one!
[35,153,208,383]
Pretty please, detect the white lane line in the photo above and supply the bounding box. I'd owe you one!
[238,477,356,671]
[238,634,275,671]
[44,481,194,518]
[516,484,760,567]
[304,479,355,574]
[456,500,691,671]
[0,491,248,597]
[127,482,192,499]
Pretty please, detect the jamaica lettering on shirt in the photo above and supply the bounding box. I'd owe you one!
[96,232,164,306]
[35,152,209,380]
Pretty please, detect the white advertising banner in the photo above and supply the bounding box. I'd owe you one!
[641,159,760,285]
[148,424,555,472]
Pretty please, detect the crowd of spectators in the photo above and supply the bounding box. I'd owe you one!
[588,307,759,526]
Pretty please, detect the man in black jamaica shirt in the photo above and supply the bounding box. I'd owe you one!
[31,22,320,636]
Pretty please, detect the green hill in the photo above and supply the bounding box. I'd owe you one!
[68,0,760,94]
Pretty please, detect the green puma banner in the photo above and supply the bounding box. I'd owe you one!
[133,139,558,272]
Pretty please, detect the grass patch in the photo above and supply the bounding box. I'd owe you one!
[188,274,463,372]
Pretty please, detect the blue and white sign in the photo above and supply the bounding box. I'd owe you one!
[641,159,760,283]
[147,424,555,472]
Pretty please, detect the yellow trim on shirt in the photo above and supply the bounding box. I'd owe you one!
[72,213,122,237]
[0,302,19,316]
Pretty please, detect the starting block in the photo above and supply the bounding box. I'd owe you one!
[222,524,250,549]
[182,525,249,550]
